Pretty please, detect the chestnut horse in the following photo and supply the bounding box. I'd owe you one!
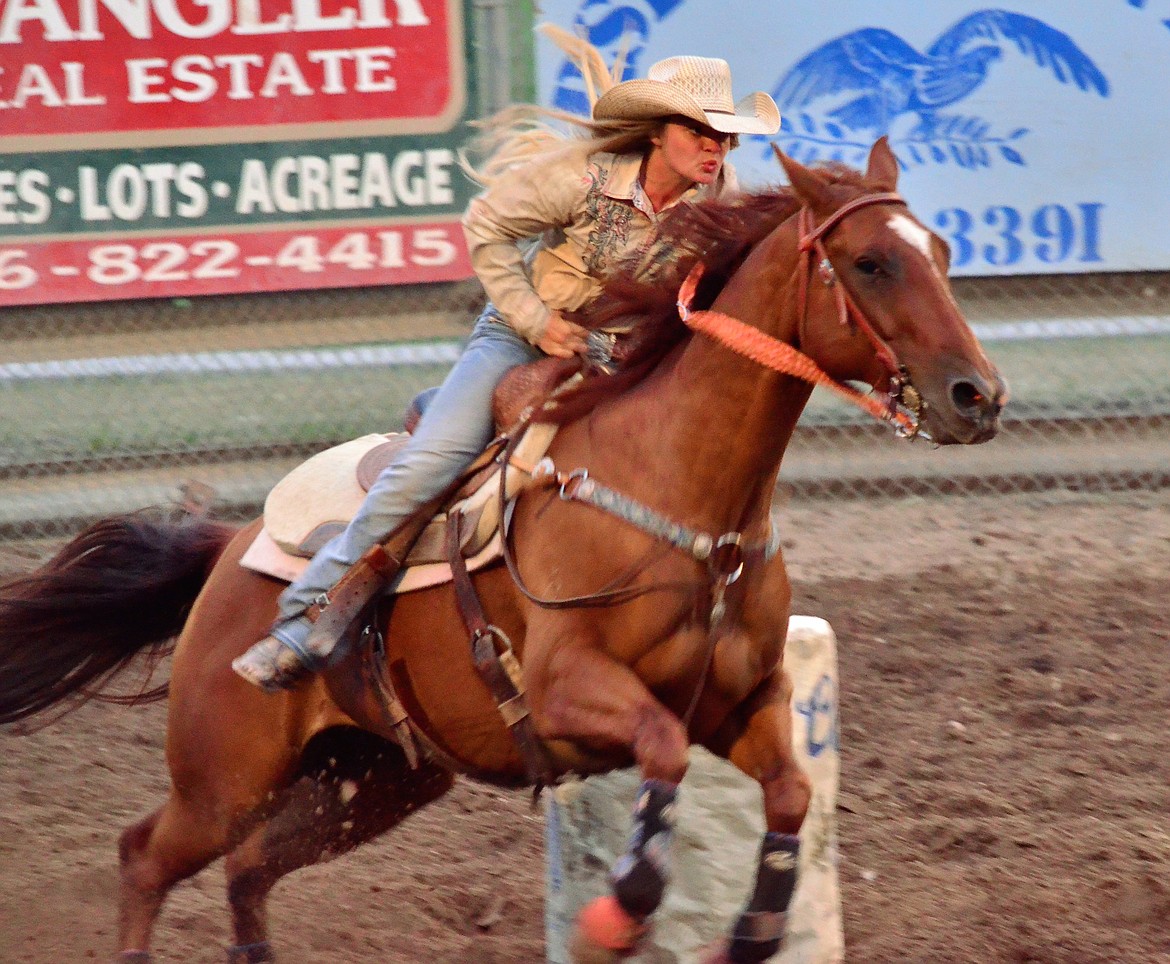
[0,140,1005,963]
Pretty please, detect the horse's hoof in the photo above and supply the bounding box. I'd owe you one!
[696,940,734,964]
[226,940,275,963]
[118,952,152,963]
[570,895,646,961]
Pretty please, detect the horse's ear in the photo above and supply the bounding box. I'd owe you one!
[864,136,899,191]
[772,143,833,215]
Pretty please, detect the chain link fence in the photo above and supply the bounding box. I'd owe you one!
[2,267,1167,541]
[0,282,477,539]
[785,270,1170,499]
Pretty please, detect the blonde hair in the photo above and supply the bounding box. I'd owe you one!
[461,25,747,187]
[459,103,664,189]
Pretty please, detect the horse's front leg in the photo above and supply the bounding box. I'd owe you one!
[704,667,812,963]
[531,638,689,959]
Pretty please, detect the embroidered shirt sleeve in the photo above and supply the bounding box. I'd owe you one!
[462,149,589,343]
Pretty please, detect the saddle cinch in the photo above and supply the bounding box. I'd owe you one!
[239,357,577,592]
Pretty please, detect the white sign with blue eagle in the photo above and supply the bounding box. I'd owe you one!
[536,1,1169,277]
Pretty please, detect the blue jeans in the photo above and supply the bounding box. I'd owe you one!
[269,306,542,657]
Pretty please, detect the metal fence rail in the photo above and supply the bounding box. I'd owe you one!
[1,270,1168,540]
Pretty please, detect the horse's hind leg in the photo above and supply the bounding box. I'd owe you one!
[223,727,454,963]
[118,791,246,958]
[118,688,301,957]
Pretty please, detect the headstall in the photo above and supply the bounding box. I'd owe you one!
[678,192,930,440]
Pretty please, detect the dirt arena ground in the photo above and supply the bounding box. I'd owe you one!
[1,489,1168,963]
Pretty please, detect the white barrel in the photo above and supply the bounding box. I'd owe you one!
[545,615,844,963]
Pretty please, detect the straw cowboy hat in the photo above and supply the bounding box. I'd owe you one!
[592,55,781,136]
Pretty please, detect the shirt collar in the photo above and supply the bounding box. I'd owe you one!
[601,152,644,202]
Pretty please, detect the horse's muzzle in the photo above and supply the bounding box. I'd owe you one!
[936,369,1008,444]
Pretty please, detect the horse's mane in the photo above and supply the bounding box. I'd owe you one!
[539,163,868,423]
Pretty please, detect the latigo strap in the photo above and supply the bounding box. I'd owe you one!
[446,509,555,787]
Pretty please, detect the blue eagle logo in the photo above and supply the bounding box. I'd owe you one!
[767,9,1109,169]
[550,0,684,116]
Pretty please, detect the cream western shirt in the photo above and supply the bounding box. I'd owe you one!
[462,147,737,344]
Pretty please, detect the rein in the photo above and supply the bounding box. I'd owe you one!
[498,423,769,613]
[497,426,771,731]
[678,192,927,439]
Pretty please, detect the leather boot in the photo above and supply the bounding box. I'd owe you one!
[232,542,405,692]
[232,435,508,694]
[231,634,314,692]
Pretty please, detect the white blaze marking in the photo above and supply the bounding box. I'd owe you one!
[888,214,936,266]
[888,213,957,309]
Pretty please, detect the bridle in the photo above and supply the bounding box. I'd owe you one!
[679,192,929,440]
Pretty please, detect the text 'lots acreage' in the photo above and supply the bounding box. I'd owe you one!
[0,150,459,226]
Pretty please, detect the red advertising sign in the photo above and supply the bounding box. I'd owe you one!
[0,0,478,306]
[0,0,464,147]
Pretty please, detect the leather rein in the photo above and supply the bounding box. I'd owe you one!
[679,191,928,439]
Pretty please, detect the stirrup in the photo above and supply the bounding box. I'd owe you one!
[231,634,314,692]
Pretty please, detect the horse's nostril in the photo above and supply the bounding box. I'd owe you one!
[951,380,986,415]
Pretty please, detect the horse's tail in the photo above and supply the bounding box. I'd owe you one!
[0,513,237,727]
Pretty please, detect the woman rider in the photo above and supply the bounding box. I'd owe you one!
[233,54,781,691]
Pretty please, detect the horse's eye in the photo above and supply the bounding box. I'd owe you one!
[855,257,884,277]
